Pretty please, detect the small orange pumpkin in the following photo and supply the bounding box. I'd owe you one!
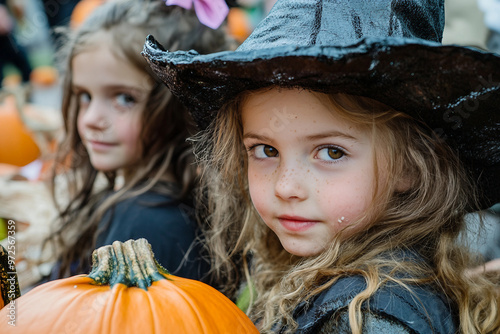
[0,96,40,167]
[29,66,58,86]
[0,239,259,333]
[227,8,253,43]
[70,0,105,29]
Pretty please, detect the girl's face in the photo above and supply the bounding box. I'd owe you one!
[73,37,153,173]
[242,88,384,257]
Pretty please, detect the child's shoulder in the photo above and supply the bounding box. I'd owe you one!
[294,275,457,334]
[112,186,193,212]
[106,188,195,230]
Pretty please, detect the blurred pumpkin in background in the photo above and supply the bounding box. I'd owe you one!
[29,66,58,86]
[227,7,253,43]
[0,96,40,167]
[70,0,105,29]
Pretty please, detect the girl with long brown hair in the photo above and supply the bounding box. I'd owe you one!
[47,0,235,281]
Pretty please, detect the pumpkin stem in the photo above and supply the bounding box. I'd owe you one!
[1,244,21,307]
[88,239,170,290]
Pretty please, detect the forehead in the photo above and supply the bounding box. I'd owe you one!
[73,29,136,71]
[241,88,367,144]
[240,87,397,160]
[241,88,358,129]
[75,30,113,54]
[71,34,152,91]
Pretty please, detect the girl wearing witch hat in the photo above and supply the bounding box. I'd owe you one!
[143,0,500,332]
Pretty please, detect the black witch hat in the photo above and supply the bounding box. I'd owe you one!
[142,0,500,208]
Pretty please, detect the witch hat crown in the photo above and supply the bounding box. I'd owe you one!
[237,0,444,51]
[143,0,500,208]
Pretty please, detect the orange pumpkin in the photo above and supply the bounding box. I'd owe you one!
[0,239,259,333]
[70,0,105,29]
[227,8,252,43]
[29,66,58,86]
[0,245,20,310]
[0,96,40,166]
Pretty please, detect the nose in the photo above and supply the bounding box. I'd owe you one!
[274,160,308,201]
[79,98,108,130]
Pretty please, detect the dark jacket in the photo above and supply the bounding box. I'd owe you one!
[292,275,457,333]
[95,190,211,282]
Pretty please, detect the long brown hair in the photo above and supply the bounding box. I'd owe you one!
[194,87,499,333]
[48,0,236,278]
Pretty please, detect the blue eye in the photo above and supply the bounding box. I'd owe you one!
[78,92,91,106]
[253,144,279,158]
[316,146,345,161]
[116,93,136,107]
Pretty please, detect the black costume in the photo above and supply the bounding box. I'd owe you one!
[95,190,210,281]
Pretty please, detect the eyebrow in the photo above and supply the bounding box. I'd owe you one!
[243,132,271,141]
[306,130,358,142]
[72,83,148,93]
[243,130,358,142]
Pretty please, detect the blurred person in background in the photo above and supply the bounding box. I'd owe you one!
[478,0,500,53]
[0,0,32,87]
[443,0,489,49]
[41,0,80,29]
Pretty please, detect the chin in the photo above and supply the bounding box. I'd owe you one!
[90,162,117,172]
[282,243,323,258]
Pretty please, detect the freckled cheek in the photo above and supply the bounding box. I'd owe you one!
[248,169,273,217]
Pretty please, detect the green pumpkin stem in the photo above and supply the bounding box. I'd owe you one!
[88,238,170,290]
[0,244,20,306]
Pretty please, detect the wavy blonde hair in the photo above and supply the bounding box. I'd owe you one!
[194,87,500,333]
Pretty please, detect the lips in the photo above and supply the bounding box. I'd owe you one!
[87,140,117,152]
[278,215,319,232]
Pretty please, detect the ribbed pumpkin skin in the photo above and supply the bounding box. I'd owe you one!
[0,240,259,333]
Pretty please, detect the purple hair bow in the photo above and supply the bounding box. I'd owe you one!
[165,0,229,29]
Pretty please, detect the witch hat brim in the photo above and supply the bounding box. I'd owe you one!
[142,0,500,209]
